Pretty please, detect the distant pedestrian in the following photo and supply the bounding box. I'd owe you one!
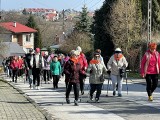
[107,48,128,97]
[10,56,19,83]
[64,50,85,106]
[62,53,70,88]
[30,48,44,90]
[50,55,62,88]
[25,48,34,88]
[140,42,160,101]
[87,52,108,102]
[43,52,50,84]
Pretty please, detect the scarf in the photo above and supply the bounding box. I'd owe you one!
[89,59,100,64]
[114,54,123,61]
[70,57,79,64]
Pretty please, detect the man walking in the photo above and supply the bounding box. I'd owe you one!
[30,48,44,89]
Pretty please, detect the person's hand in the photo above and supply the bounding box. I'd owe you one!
[107,70,111,75]
[141,74,145,78]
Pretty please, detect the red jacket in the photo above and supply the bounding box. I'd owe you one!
[10,60,20,70]
[78,53,88,71]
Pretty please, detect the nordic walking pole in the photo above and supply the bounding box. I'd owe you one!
[106,77,110,96]
[106,71,111,97]
[126,71,128,95]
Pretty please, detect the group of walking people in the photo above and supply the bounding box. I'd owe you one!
[2,42,160,105]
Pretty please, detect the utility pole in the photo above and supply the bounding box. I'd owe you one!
[62,9,65,40]
[0,0,1,20]
[147,0,152,45]
[62,9,65,33]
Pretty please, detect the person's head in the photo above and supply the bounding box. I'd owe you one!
[13,56,18,60]
[35,48,40,53]
[76,46,82,53]
[95,49,101,54]
[70,50,78,58]
[148,42,157,52]
[94,52,100,60]
[50,53,54,58]
[114,48,122,54]
[53,55,58,62]
[45,51,48,56]
[29,48,34,54]
[41,51,45,57]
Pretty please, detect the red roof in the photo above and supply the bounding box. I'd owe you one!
[0,22,37,33]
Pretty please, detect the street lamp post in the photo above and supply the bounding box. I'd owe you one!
[147,0,152,45]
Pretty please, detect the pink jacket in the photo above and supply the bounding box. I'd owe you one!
[140,50,160,76]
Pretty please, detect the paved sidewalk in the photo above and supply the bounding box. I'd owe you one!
[1,73,160,120]
[0,80,46,120]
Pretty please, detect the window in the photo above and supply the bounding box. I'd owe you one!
[26,34,31,42]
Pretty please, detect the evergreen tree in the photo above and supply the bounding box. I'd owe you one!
[93,0,115,59]
[34,28,42,49]
[26,15,42,49]
[75,5,91,33]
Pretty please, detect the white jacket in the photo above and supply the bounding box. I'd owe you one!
[107,55,128,76]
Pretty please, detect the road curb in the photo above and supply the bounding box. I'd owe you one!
[0,78,58,120]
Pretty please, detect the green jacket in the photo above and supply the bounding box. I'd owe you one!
[50,61,61,75]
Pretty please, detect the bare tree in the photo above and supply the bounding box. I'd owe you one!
[60,31,93,55]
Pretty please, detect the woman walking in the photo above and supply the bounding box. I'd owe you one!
[107,48,128,97]
[64,50,85,106]
[50,55,62,89]
[140,42,160,101]
[87,52,108,102]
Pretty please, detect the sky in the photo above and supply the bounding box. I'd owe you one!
[1,0,105,11]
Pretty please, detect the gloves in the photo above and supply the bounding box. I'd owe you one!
[90,69,93,74]
[107,70,111,75]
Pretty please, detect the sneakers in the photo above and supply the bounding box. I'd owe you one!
[118,93,122,97]
[37,86,40,90]
[81,91,84,95]
[148,96,153,101]
[66,98,70,104]
[95,98,99,103]
[90,96,94,101]
[74,100,79,106]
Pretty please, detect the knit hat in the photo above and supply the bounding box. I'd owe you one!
[95,49,101,54]
[148,42,157,50]
[35,48,40,53]
[76,46,82,52]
